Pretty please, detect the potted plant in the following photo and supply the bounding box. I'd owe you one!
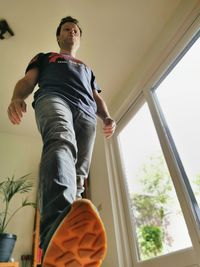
[0,173,35,262]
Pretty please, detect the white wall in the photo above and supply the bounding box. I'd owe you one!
[90,1,200,266]
[0,132,42,262]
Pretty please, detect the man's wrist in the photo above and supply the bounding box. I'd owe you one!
[103,116,110,122]
[11,97,23,101]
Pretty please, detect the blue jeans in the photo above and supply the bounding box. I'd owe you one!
[34,95,96,245]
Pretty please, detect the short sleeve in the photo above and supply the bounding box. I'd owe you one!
[91,71,101,93]
[25,53,44,74]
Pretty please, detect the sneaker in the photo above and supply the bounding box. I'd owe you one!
[42,199,107,267]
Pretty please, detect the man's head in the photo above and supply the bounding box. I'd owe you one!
[56,16,82,52]
[56,16,82,37]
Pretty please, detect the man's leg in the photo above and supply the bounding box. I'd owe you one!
[34,95,78,246]
[73,109,97,199]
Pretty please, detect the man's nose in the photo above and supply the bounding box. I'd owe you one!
[70,29,75,35]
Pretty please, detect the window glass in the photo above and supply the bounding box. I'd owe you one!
[155,36,200,206]
[118,103,192,261]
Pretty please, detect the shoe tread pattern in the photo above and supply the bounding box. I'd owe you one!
[43,199,107,267]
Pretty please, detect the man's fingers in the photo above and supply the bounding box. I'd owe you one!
[103,128,114,138]
[103,119,116,138]
[7,106,21,124]
[7,100,27,125]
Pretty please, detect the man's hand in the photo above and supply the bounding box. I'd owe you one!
[7,99,27,125]
[7,69,39,125]
[103,117,116,139]
[93,90,116,138]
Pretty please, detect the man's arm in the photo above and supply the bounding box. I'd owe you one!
[93,90,116,138]
[7,68,39,125]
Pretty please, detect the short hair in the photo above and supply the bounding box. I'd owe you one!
[56,16,82,37]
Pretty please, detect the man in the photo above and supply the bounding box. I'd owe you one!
[7,16,116,267]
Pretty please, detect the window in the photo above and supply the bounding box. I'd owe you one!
[112,28,200,266]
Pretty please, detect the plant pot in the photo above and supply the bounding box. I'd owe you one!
[0,233,17,262]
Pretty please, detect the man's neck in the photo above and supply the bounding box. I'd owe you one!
[60,49,76,58]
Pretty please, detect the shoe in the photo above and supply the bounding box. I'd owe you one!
[42,199,107,267]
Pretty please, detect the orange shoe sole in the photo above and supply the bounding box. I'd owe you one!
[42,199,107,267]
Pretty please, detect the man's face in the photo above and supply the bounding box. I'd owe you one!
[57,22,81,50]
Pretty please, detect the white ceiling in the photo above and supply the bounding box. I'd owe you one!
[0,0,183,138]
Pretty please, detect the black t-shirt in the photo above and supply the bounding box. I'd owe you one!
[26,52,100,118]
